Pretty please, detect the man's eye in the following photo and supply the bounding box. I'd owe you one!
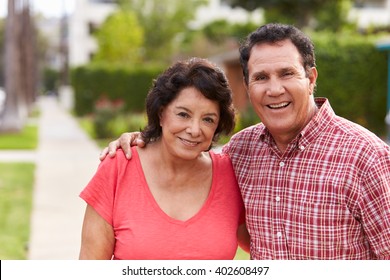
[255,75,267,81]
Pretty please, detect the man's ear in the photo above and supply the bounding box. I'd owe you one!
[308,67,318,95]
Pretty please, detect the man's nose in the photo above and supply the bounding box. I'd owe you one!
[266,78,285,96]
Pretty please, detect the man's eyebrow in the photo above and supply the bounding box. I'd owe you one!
[278,66,296,73]
[250,70,267,78]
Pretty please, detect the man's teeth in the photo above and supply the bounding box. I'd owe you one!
[268,102,289,109]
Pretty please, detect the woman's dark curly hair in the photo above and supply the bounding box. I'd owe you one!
[141,57,236,147]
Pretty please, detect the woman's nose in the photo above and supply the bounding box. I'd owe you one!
[186,119,201,136]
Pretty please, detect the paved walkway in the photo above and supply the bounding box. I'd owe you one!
[1,96,101,259]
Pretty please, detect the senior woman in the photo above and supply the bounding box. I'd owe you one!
[79,58,249,260]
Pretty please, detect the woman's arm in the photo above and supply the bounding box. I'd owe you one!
[237,223,250,253]
[79,205,115,259]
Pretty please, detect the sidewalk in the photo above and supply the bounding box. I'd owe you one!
[26,96,100,259]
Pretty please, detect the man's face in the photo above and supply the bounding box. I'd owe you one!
[245,39,317,149]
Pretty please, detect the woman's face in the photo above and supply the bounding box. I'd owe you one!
[159,87,220,160]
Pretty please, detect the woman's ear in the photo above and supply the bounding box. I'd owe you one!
[158,107,164,126]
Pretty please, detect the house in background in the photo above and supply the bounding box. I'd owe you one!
[351,0,390,28]
[68,0,117,67]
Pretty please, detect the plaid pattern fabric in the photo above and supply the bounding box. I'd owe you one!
[223,98,390,259]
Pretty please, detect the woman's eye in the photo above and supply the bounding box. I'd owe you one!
[177,112,189,118]
[204,117,215,124]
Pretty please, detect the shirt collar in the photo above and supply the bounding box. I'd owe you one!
[300,97,335,147]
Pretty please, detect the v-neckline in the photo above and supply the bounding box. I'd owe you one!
[133,147,215,225]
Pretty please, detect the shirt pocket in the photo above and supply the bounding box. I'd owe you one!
[285,200,362,259]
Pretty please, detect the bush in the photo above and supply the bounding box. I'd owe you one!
[91,95,147,139]
[93,96,125,139]
[71,64,164,116]
[311,32,388,135]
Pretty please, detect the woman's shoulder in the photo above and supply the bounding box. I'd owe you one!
[209,150,233,168]
[99,147,140,173]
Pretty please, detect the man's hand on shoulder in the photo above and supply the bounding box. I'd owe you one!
[99,132,145,161]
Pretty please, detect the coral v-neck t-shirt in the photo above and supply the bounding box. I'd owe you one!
[80,147,245,260]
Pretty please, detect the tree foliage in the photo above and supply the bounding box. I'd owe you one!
[92,10,144,64]
[202,20,260,44]
[223,0,353,31]
[117,0,207,63]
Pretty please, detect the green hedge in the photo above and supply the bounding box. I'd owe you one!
[312,32,388,136]
[70,64,164,116]
[71,33,389,137]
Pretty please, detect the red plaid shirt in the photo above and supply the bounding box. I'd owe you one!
[223,98,390,259]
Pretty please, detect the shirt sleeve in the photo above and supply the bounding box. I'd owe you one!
[360,152,390,259]
[79,156,120,226]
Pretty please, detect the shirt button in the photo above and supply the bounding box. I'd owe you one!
[277,232,282,238]
[279,161,285,167]
[299,145,305,151]
[275,196,281,202]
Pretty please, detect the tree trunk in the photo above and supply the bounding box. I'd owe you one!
[0,0,35,132]
[21,0,37,112]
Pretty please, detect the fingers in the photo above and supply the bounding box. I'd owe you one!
[136,138,146,148]
[119,133,134,159]
[100,132,142,161]
[99,147,109,161]
[107,140,120,157]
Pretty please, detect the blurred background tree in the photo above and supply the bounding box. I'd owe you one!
[223,0,354,31]
[1,0,37,132]
[92,9,144,65]
[117,0,207,63]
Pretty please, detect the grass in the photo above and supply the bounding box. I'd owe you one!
[0,124,38,149]
[0,117,38,259]
[0,163,35,259]
[234,247,250,260]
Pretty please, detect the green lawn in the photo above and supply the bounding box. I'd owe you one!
[0,124,38,149]
[0,120,38,259]
[0,163,35,259]
[234,247,250,260]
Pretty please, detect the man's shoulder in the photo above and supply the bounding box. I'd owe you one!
[333,115,390,156]
[231,123,264,140]
[224,123,265,154]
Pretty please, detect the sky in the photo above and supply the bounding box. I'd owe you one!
[0,0,75,18]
